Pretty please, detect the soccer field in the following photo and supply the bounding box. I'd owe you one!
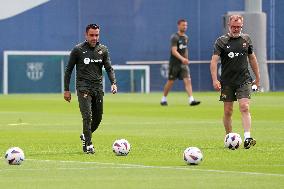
[0,92,283,189]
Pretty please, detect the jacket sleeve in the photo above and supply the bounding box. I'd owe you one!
[103,47,117,85]
[64,48,77,91]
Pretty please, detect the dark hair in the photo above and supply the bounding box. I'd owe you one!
[177,19,187,25]
[86,24,100,33]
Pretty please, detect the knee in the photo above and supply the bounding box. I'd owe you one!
[167,80,174,85]
[93,115,102,124]
[91,115,102,132]
[187,76,191,81]
[240,103,249,113]
[82,112,92,122]
[183,77,191,85]
[224,107,233,117]
[92,112,102,125]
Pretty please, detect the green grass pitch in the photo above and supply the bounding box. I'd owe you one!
[0,92,283,189]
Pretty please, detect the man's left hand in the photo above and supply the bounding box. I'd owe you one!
[111,84,117,94]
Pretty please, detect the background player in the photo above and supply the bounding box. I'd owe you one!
[160,19,200,106]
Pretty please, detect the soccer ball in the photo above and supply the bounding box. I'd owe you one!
[224,133,242,150]
[183,147,203,165]
[112,139,131,156]
[5,147,25,165]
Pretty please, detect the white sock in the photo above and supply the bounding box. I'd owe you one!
[161,96,167,102]
[244,132,251,140]
[189,96,194,103]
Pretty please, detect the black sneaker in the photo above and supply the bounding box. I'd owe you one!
[190,100,201,106]
[80,134,87,153]
[244,138,256,149]
[86,144,95,154]
[160,101,168,106]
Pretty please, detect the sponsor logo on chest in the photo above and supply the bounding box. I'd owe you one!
[226,42,246,59]
[179,44,187,49]
[227,52,245,59]
[178,40,187,49]
[83,58,102,64]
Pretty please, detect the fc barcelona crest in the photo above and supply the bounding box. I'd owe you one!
[26,62,44,81]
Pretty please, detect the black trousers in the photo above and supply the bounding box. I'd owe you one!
[77,90,103,145]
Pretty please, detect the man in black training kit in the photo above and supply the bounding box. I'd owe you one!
[160,19,200,106]
[210,15,260,149]
[64,24,117,154]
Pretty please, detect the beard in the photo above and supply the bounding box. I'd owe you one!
[88,40,97,47]
[229,28,242,38]
[180,28,187,33]
[231,33,241,38]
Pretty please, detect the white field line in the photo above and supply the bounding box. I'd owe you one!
[7,123,29,126]
[2,158,282,177]
[2,120,217,126]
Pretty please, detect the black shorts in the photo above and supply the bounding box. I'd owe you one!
[220,83,252,102]
[168,64,190,80]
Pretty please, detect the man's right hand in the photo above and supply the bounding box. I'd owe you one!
[64,91,71,102]
[213,80,221,91]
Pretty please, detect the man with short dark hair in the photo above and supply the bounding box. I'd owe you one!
[64,24,117,154]
[160,19,200,106]
[210,15,260,149]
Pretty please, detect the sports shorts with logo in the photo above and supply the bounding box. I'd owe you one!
[220,82,252,102]
[168,64,190,80]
